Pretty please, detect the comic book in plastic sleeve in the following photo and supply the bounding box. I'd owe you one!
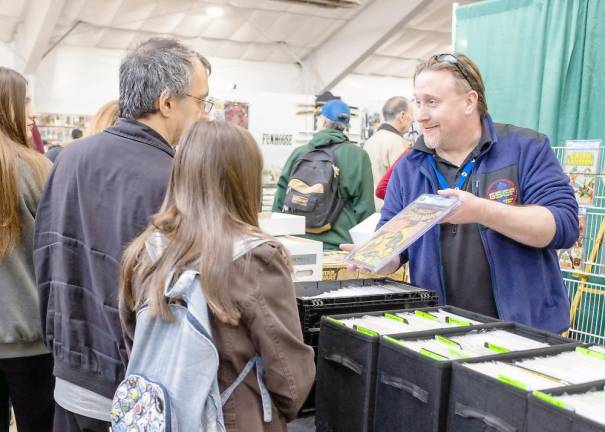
[564,139,601,205]
[345,194,461,272]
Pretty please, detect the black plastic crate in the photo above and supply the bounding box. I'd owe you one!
[527,380,605,432]
[295,280,437,416]
[374,324,578,432]
[315,306,498,432]
[447,344,588,432]
[303,329,320,347]
[296,279,438,334]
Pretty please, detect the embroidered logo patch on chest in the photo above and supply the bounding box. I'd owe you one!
[486,179,518,204]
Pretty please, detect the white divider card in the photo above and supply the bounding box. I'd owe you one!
[465,362,564,390]
[345,194,461,272]
[553,390,605,425]
[393,329,549,361]
[331,309,483,336]
[402,309,482,326]
[589,345,605,354]
[464,346,605,390]
[302,282,417,299]
[449,330,550,353]
[515,347,605,384]
[339,315,423,335]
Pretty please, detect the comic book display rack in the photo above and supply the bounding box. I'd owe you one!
[553,141,605,345]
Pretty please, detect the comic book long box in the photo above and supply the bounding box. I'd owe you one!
[526,380,605,432]
[446,345,589,432]
[346,194,461,273]
[377,328,578,432]
[295,280,438,414]
[314,306,498,432]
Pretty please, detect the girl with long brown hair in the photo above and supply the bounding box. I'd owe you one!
[0,67,54,431]
[119,120,315,431]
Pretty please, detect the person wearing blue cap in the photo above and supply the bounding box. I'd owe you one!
[273,99,375,250]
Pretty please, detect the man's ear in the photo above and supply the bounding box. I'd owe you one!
[399,111,410,129]
[157,89,174,118]
[465,90,479,116]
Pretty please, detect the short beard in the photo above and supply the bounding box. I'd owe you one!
[424,134,440,150]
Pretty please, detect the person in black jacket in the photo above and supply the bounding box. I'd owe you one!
[33,37,213,432]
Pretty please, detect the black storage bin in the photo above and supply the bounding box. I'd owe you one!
[447,344,588,432]
[527,380,605,432]
[374,324,578,432]
[296,280,438,335]
[315,306,498,432]
[296,280,438,415]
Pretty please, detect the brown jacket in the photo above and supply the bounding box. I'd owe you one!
[120,240,315,431]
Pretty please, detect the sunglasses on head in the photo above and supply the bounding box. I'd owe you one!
[433,53,474,91]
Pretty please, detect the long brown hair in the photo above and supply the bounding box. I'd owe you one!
[90,100,119,134]
[121,121,276,325]
[0,67,49,257]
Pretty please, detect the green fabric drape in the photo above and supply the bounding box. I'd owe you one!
[454,0,605,147]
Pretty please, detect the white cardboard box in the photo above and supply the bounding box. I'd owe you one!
[276,235,323,282]
[349,212,381,245]
[258,212,306,236]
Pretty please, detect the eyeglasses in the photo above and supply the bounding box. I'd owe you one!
[433,53,474,91]
[186,94,214,113]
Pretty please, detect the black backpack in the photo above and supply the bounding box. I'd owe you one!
[282,144,347,233]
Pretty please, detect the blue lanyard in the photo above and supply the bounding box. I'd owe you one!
[427,154,476,190]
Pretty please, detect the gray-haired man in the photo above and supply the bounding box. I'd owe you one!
[364,96,414,210]
[33,38,212,431]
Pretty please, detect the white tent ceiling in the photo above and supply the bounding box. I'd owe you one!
[1,0,478,82]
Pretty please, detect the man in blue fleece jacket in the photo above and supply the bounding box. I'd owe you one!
[376,53,578,333]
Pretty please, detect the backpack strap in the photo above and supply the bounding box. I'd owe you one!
[233,236,269,261]
[220,355,273,423]
[218,237,274,422]
[146,233,274,422]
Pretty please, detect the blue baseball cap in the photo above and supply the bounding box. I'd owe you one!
[321,99,351,124]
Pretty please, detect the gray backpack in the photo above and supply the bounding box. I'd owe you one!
[282,144,347,233]
[111,234,272,432]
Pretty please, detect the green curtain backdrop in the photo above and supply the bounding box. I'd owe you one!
[454,0,605,147]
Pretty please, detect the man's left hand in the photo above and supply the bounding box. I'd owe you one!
[438,188,488,225]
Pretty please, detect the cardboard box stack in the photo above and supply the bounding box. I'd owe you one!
[258,212,323,282]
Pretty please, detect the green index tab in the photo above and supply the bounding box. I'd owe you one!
[354,325,378,337]
[419,348,448,361]
[497,374,528,390]
[485,342,511,354]
[384,313,408,324]
[383,335,406,348]
[576,346,605,360]
[325,316,344,327]
[435,335,462,349]
[448,348,471,359]
[532,391,571,411]
[445,316,472,327]
[415,310,437,321]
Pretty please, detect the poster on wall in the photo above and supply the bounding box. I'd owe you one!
[224,101,249,129]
